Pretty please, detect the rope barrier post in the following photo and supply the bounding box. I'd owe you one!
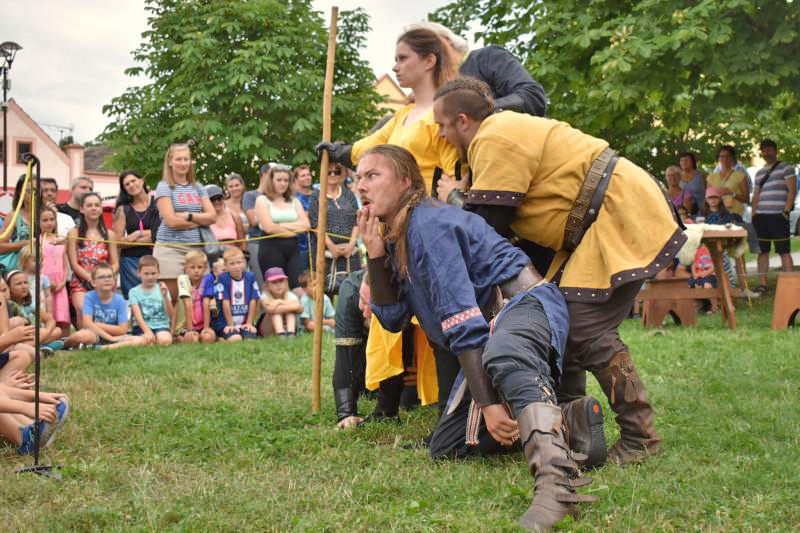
[15,154,61,480]
[311,6,338,413]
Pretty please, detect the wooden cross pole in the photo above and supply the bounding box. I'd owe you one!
[312,6,338,413]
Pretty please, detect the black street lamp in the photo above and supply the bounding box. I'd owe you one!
[1,41,22,192]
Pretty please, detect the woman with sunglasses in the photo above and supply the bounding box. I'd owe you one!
[112,170,161,299]
[308,161,360,294]
[206,184,246,253]
[254,166,310,291]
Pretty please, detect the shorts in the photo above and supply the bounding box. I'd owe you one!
[69,277,94,294]
[131,326,172,336]
[153,243,196,279]
[217,328,258,340]
[689,275,716,288]
[0,351,9,369]
[752,213,790,254]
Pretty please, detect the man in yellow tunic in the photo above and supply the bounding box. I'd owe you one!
[432,77,686,465]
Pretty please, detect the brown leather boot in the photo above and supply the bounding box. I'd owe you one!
[517,403,597,531]
[593,352,662,465]
[561,396,607,468]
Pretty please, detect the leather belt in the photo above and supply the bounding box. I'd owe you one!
[499,264,542,300]
[563,147,618,252]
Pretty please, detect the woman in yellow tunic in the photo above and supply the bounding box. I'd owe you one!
[316,28,460,195]
[317,28,461,422]
[432,77,686,465]
[706,145,749,216]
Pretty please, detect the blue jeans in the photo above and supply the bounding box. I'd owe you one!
[119,255,141,299]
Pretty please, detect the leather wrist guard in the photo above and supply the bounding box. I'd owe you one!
[458,347,499,407]
[447,188,466,208]
[335,144,354,169]
[367,256,397,305]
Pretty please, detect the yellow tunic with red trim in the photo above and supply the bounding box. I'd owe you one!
[466,111,685,303]
[351,104,459,195]
[365,315,438,406]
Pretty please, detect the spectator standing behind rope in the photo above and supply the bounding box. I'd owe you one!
[242,165,271,286]
[224,173,248,233]
[112,170,161,299]
[153,143,216,303]
[707,145,749,217]
[678,152,706,215]
[665,165,691,211]
[751,138,796,293]
[308,162,360,294]
[253,166,309,291]
[66,192,119,330]
[206,184,246,254]
[57,176,94,223]
[292,165,314,270]
[0,176,32,270]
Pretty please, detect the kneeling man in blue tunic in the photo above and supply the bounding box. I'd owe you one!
[355,144,599,531]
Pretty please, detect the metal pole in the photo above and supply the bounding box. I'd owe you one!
[3,65,7,192]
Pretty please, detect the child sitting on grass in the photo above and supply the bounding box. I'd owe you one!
[205,248,259,342]
[298,270,335,334]
[0,276,35,368]
[259,267,302,337]
[129,255,174,346]
[64,263,146,350]
[0,379,68,454]
[5,270,63,353]
[175,251,216,344]
[19,246,54,320]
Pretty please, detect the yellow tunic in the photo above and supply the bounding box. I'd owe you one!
[466,112,685,303]
[364,315,438,406]
[706,170,748,216]
[351,104,459,195]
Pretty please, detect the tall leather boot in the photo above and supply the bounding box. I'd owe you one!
[560,396,607,468]
[334,388,357,422]
[593,351,661,465]
[517,403,597,531]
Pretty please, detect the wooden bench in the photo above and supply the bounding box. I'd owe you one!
[772,272,800,330]
[639,276,718,327]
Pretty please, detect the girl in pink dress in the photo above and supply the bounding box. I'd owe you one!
[66,192,119,329]
[40,206,70,331]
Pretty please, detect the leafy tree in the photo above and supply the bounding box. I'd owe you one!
[431,0,800,173]
[101,0,383,186]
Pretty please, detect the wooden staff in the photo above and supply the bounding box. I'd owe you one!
[312,6,338,413]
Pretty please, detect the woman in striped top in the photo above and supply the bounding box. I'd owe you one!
[153,143,216,302]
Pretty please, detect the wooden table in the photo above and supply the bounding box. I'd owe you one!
[638,228,747,330]
[701,228,748,330]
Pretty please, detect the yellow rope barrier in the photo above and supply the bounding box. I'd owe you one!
[0,160,32,241]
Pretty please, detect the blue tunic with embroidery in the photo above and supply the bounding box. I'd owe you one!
[371,200,568,359]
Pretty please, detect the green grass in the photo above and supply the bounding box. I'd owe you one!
[2,289,800,531]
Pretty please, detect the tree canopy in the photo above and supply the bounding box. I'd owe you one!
[101,0,383,186]
[431,0,800,173]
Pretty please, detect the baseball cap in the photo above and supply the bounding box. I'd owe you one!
[265,267,288,282]
[205,184,224,199]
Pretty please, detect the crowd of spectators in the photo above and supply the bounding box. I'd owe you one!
[0,143,358,453]
[665,140,797,295]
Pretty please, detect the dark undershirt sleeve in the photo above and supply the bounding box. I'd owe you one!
[465,204,516,239]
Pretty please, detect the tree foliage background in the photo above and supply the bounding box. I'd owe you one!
[431,0,800,173]
[101,0,383,186]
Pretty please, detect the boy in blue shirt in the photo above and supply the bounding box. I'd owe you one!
[64,263,146,350]
[129,255,174,346]
[205,248,259,342]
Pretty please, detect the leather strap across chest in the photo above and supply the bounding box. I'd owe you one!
[563,147,618,252]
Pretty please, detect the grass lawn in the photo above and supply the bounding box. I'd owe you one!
[2,288,800,531]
